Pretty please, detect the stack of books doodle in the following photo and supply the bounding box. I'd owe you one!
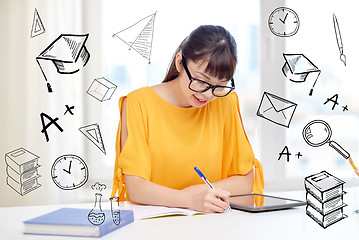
[304,170,347,228]
[5,148,41,196]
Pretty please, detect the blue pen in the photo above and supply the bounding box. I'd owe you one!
[194,167,232,211]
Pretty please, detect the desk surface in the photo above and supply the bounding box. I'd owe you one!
[1,191,357,240]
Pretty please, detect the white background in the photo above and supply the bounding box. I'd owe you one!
[0,0,358,207]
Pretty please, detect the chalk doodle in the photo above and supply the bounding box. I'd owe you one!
[305,171,347,228]
[110,196,121,225]
[257,92,297,128]
[322,94,349,112]
[40,112,64,142]
[302,120,348,158]
[87,77,117,102]
[5,148,41,196]
[268,7,299,37]
[278,146,291,162]
[79,123,106,155]
[36,34,90,92]
[333,14,346,66]
[113,12,157,63]
[282,53,321,96]
[30,8,45,38]
[91,182,107,192]
[323,94,339,110]
[64,105,75,115]
[88,182,107,225]
[51,155,89,190]
[302,120,359,176]
[278,146,302,162]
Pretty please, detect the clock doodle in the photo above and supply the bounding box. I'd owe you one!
[51,154,89,190]
[268,7,300,37]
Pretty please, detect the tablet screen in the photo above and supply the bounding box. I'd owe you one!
[229,194,306,212]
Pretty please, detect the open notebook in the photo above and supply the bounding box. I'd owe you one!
[119,202,204,220]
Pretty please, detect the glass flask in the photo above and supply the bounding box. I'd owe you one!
[110,196,121,225]
[88,193,106,225]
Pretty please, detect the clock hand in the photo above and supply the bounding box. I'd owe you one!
[283,13,288,22]
[68,160,72,174]
[63,160,72,174]
[279,13,288,24]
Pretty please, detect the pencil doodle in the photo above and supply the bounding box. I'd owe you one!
[305,171,347,228]
[88,182,107,225]
[79,123,106,155]
[282,53,321,96]
[113,12,157,63]
[30,8,45,38]
[257,92,297,128]
[87,77,117,102]
[333,14,346,66]
[5,148,41,196]
[36,34,90,92]
[64,105,75,115]
[268,7,299,37]
[51,154,89,190]
[40,112,64,142]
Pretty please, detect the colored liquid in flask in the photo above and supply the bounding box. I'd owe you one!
[88,193,105,225]
[110,196,121,225]
[112,211,120,225]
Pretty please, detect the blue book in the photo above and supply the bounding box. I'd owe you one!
[23,208,134,237]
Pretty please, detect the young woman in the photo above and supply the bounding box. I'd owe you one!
[111,25,264,213]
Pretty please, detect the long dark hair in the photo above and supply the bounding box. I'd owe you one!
[163,25,237,83]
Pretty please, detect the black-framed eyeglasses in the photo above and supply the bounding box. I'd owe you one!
[182,56,235,97]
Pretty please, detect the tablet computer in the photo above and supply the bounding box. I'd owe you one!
[229,193,306,212]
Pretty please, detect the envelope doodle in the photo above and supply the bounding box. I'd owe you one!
[257,92,297,128]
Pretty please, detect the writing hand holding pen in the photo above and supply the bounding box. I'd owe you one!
[192,167,232,212]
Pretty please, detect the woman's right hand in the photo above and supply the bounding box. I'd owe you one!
[183,185,230,213]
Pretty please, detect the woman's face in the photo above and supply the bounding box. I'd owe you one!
[176,54,230,108]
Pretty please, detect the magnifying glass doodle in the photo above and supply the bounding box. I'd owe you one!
[302,119,359,176]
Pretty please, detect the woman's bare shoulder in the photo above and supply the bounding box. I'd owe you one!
[150,83,171,99]
[150,83,165,93]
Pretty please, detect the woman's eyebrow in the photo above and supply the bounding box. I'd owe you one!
[195,70,230,83]
[195,71,211,80]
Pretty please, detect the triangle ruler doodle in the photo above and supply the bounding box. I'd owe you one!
[113,12,157,63]
[30,8,46,38]
[79,123,106,155]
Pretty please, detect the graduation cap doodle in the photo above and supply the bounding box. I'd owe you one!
[36,34,90,92]
[282,53,321,96]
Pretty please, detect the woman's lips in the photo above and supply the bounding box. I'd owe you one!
[193,95,208,104]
